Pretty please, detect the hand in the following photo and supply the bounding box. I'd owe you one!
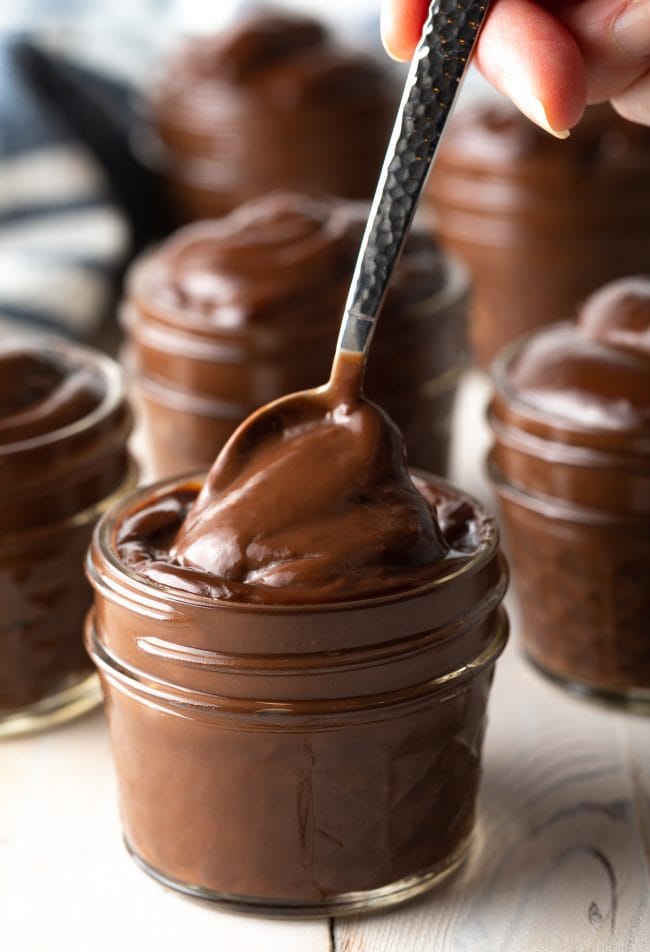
[381,0,650,135]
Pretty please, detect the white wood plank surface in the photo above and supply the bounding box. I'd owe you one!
[1,372,648,951]
[334,639,650,952]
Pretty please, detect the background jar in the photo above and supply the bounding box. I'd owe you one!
[488,335,650,708]
[0,339,136,736]
[85,472,508,917]
[428,101,650,366]
[138,12,397,223]
[123,216,469,481]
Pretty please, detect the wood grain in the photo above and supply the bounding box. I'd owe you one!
[333,643,650,951]
[331,616,650,949]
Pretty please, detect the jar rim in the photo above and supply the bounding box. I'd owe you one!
[0,335,128,456]
[133,360,469,419]
[491,323,650,445]
[86,608,509,716]
[487,405,650,467]
[488,453,650,525]
[124,247,469,343]
[89,470,500,617]
[0,455,139,546]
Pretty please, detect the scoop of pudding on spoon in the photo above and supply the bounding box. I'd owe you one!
[170,1,490,600]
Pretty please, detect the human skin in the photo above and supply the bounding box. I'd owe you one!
[381,0,650,133]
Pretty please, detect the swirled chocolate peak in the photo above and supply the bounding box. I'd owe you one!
[581,277,650,359]
[506,278,650,431]
[138,192,446,330]
[158,11,389,108]
[438,99,650,172]
[0,340,105,445]
[118,354,471,605]
[189,14,326,85]
[151,10,396,209]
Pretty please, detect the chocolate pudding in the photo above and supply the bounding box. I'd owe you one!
[122,352,464,603]
[488,277,650,705]
[144,10,397,222]
[124,192,468,479]
[86,352,507,914]
[0,338,135,735]
[428,101,650,365]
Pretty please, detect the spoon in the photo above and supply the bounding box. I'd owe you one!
[183,0,490,504]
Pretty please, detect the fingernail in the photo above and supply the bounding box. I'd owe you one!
[614,0,650,57]
[379,4,408,62]
[500,77,571,140]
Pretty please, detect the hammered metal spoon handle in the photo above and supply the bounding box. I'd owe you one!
[334,0,489,368]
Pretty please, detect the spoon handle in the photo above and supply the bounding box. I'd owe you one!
[335,0,489,363]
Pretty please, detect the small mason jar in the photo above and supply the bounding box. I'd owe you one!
[123,194,469,480]
[138,11,396,223]
[428,100,650,366]
[0,338,136,736]
[487,288,650,708]
[85,472,508,917]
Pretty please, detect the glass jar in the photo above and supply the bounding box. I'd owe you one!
[488,334,650,709]
[138,12,397,223]
[123,200,469,481]
[85,472,508,916]
[428,101,650,366]
[0,338,136,736]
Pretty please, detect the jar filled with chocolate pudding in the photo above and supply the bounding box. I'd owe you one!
[141,11,397,222]
[0,337,135,736]
[123,192,469,480]
[428,100,650,366]
[488,277,650,708]
[86,362,508,915]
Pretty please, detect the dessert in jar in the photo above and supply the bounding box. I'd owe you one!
[488,277,650,707]
[86,351,508,916]
[0,336,135,736]
[428,100,650,366]
[123,192,469,479]
[142,10,397,222]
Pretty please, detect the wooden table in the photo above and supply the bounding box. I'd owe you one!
[2,373,648,951]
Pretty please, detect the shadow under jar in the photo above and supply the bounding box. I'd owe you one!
[0,337,135,736]
[123,192,469,480]
[428,100,650,367]
[139,10,397,223]
[85,472,508,917]
[488,277,650,708]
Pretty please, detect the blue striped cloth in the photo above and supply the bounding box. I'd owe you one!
[0,36,158,340]
[0,6,389,342]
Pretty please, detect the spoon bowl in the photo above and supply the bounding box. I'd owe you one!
[180,0,487,509]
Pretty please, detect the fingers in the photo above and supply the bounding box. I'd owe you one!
[613,0,650,57]
[380,0,650,130]
[380,0,430,61]
[558,0,649,104]
[474,0,588,135]
[380,0,588,134]
[611,70,650,123]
